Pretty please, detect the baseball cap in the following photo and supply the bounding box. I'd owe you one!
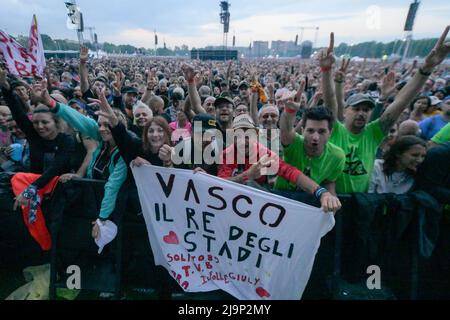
[68,99,87,110]
[232,114,256,130]
[121,86,139,95]
[238,81,249,90]
[94,75,108,84]
[345,93,376,109]
[192,113,217,132]
[429,96,442,106]
[214,96,235,108]
[94,219,118,254]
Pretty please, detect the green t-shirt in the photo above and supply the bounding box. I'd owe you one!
[274,133,345,191]
[431,122,450,144]
[329,119,386,193]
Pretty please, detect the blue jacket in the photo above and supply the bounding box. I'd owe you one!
[54,103,128,219]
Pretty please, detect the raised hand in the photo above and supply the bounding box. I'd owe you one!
[294,79,306,103]
[181,63,196,82]
[318,32,336,69]
[422,26,450,72]
[112,71,125,96]
[380,71,396,100]
[93,88,119,127]
[334,58,350,83]
[80,46,89,62]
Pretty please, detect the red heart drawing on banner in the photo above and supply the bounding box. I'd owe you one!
[163,231,179,244]
[256,287,271,298]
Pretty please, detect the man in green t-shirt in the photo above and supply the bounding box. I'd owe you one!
[319,29,450,193]
[430,122,450,145]
[276,105,345,195]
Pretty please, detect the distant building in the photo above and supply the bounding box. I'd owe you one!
[271,40,302,57]
[300,41,313,59]
[252,41,269,58]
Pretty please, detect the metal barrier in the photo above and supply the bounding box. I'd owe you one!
[1,176,448,299]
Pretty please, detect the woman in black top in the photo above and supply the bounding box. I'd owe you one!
[1,85,75,251]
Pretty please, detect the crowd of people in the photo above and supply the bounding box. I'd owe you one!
[1,27,450,298]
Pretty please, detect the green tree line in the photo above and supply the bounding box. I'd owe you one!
[15,34,191,56]
[332,38,441,58]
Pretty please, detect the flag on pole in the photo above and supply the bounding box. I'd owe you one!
[0,30,36,77]
[28,14,46,76]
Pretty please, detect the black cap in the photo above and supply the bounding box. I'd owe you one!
[192,113,217,132]
[95,75,108,84]
[121,86,139,95]
[214,96,235,108]
[238,81,249,90]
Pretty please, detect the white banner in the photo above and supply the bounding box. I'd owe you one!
[132,165,334,300]
[0,30,36,77]
[65,3,81,30]
[28,15,46,76]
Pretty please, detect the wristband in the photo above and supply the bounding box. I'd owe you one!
[418,67,431,76]
[321,66,332,73]
[80,58,88,64]
[334,79,343,83]
[284,107,297,114]
[314,186,328,200]
[48,99,57,109]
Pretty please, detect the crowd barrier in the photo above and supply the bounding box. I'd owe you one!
[0,175,449,300]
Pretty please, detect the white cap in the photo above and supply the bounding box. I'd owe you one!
[94,219,118,254]
[429,96,442,106]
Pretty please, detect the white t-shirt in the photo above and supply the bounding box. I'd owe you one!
[368,159,414,194]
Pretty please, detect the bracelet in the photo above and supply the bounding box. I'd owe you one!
[418,67,432,76]
[314,186,328,200]
[321,66,332,73]
[284,107,297,114]
[334,79,343,83]
[48,99,57,109]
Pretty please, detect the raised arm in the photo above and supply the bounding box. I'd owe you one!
[319,32,338,120]
[141,71,157,106]
[279,81,305,146]
[334,58,350,122]
[182,64,206,114]
[79,46,90,94]
[379,26,450,133]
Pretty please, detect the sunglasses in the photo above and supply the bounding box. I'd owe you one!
[262,113,278,119]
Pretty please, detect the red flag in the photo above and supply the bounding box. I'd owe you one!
[28,14,46,76]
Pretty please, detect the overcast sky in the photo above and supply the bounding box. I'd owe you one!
[1,0,449,48]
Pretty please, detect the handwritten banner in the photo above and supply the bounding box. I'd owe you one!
[0,30,37,77]
[132,165,334,300]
